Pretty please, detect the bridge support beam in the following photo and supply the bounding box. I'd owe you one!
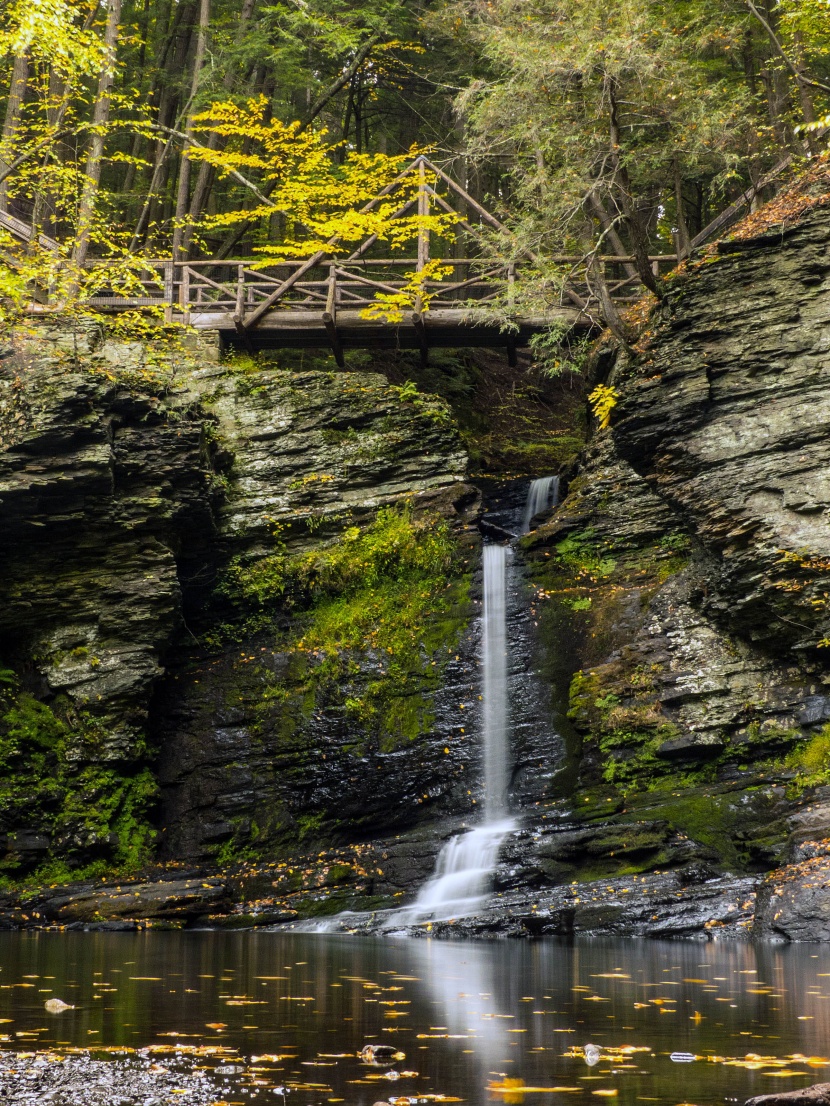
[411,311,429,367]
[323,266,345,367]
[323,312,344,367]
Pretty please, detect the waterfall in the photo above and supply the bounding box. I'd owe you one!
[402,819,514,922]
[521,475,560,534]
[482,543,508,820]
[393,542,513,925]
[390,476,561,927]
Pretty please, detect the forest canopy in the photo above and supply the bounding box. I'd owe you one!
[0,0,827,329]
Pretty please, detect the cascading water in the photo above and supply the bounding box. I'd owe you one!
[402,818,514,922]
[521,474,560,535]
[393,543,514,924]
[392,475,562,926]
[481,543,508,822]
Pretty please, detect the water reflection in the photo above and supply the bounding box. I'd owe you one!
[1,933,830,1105]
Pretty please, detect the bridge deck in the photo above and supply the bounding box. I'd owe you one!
[177,305,580,351]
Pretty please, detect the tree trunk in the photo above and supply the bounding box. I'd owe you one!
[72,0,123,269]
[173,0,210,261]
[0,52,28,210]
[587,195,637,278]
[587,255,628,345]
[604,72,661,299]
[673,160,692,259]
[137,0,194,246]
[181,0,257,257]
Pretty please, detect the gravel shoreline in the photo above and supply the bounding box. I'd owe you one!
[0,1049,228,1105]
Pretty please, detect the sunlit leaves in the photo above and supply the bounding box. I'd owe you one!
[187,98,457,260]
[0,0,105,78]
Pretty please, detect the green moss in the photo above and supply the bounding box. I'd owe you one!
[297,812,325,840]
[597,723,684,788]
[555,529,617,580]
[0,677,158,880]
[787,724,830,792]
[261,507,472,760]
[208,505,473,850]
[625,790,743,868]
[490,436,586,473]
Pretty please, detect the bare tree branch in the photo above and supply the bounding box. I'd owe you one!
[746,1,830,96]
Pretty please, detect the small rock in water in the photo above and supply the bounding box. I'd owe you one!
[359,1044,405,1065]
[745,1086,830,1106]
[44,998,74,1013]
[583,1044,601,1067]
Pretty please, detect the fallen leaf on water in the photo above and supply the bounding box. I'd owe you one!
[489,1079,582,1095]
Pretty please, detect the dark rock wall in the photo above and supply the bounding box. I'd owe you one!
[614,213,830,653]
[5,197,830,943]
[0,325,485,872]
[0,324,218,757]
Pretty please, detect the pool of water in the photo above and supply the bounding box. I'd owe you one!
[1,932,829,1105]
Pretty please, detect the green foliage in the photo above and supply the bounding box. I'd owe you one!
[0,674,158,879]
[429,0,830,327]
[529,325,592,378]
[787,724,830,790]
[555,529,617,580]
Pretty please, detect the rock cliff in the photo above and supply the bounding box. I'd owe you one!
[3,173,830,940]
[0,324,478,878]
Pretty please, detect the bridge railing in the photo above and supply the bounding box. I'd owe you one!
[79,253,680,321]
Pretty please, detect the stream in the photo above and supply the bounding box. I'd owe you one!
[2,480,817,1106]
[2,930,830,1105]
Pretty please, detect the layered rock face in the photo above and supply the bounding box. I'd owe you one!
[614,208,830,654]
[0,325,476,873]
[4,190,830,942]
[504,195,830,939]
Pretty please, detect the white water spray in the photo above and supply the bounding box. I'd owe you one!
[482,543,508,821]
[393,543,513,924]
[521,475,560,534]
[388,477,562,927]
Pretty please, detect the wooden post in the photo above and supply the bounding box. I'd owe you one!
[323,264,344,368]
[411,311,429,368]
[414,158,430,366]
[417,157,429,274]
[180,263,190,322]
[234,263,245,324]
[163,260,174,322]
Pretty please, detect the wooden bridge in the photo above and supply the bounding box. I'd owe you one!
[75,155,681,363]
[7,152,777,362]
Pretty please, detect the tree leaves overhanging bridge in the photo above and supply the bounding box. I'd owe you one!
[19,156,685,362]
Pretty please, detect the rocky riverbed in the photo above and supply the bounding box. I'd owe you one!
[0,1049,225,1106]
